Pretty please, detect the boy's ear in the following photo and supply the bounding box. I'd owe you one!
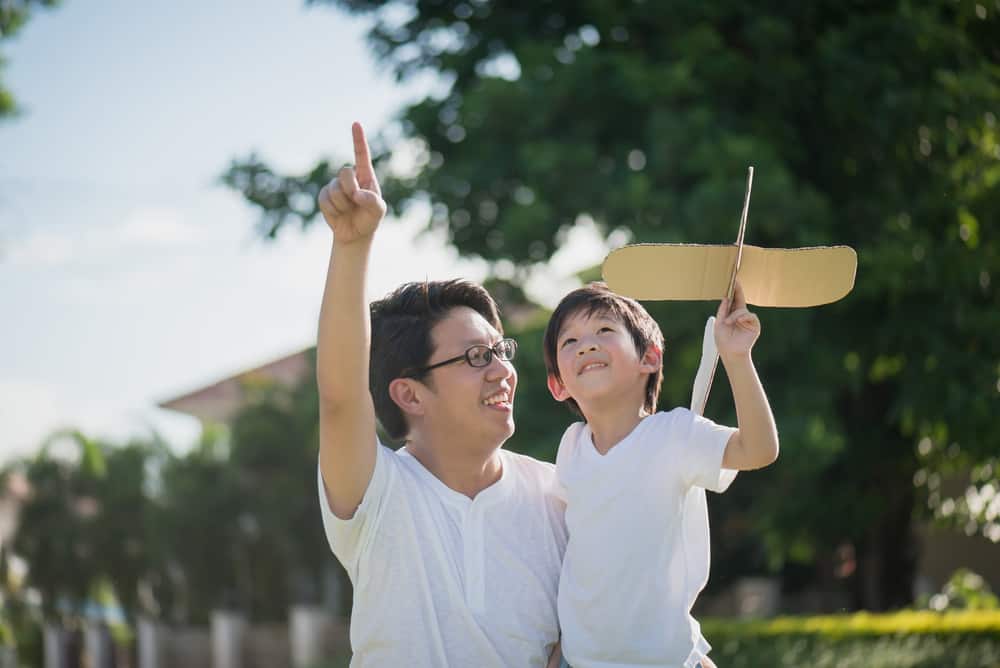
[547,373,570,402]
[639,344,663,374]
[388,378,425,417]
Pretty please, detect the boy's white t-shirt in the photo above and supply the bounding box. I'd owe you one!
[318,441,568,667]
[555,408,737,668]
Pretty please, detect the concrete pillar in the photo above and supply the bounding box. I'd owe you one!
[137,616,162,668]
[42,623,66,668]
[83,622,113,668]
[735,576,781,618]
[289,605,330,668]
[210,610,245,668]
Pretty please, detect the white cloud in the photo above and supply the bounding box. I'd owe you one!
[3,232,74,267]
[119,208,200,247]
[2,205,204,273]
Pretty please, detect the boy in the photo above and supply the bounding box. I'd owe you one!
[543,281,779,668]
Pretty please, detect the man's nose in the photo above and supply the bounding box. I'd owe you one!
[485,354,514,380]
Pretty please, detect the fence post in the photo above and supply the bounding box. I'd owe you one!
[211,610,245,668]
[137,616,161,668]
[289,605,330,668]
[42,623,66,668]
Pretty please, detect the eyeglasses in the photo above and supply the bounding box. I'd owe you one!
[407,338,517,376]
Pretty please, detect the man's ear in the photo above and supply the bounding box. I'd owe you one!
[639,344,663,374]
[388,378,425,417]
[547,374,570,402]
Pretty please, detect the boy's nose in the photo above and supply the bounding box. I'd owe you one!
[576,342,599,355]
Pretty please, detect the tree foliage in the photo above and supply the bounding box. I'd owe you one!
[0,0,58,118]
[7,367,338,629]
[12,431,110,622]
[228,0,1000,610]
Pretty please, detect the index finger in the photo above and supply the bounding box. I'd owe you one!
[352,122,376,184]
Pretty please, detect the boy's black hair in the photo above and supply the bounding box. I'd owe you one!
[369,279,503,441]
[542,282,664,419]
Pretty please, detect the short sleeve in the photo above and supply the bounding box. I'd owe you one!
[678,410,738,493]
[317,441,395,579]
[551,471,569,504]
[553,422,585,503]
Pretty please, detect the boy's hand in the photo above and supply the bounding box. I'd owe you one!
[317,122,387,245]
[714,280,760,358]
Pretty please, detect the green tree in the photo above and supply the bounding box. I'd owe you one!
[9,430,171,644]
[8,417,335,631]
[0,0,58,118]
[155,426,246,625]
[228,1,1000,611]
[11,431,107,623]
[225,356,337,621]
[153,369,340,625]
[0,471,43,666]
[88,437,170,623]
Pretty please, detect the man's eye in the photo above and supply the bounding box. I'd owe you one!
[561,338,577,348]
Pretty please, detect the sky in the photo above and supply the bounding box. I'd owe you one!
[0,0,608,462]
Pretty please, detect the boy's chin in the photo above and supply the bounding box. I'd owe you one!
[572,385,632,412]
[570,380,617,400]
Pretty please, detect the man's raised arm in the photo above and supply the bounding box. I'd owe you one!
[315,122,387,519]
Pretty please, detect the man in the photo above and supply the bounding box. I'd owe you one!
[315,122,567,666]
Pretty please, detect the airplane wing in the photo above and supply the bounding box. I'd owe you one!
[602,243,857,307]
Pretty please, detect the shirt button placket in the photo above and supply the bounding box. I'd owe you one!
[463,502,486,614]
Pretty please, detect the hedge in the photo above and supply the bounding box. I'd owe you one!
[702,611,1000,667]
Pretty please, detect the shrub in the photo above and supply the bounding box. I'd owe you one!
[702,611,1000,668]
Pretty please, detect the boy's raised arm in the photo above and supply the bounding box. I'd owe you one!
[315,122,387,519]
[714,282,780,471]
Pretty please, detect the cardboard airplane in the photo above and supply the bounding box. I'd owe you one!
[602,168,857,308]
[601,167,858,414]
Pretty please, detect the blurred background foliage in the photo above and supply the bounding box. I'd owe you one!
[1,356,340,663]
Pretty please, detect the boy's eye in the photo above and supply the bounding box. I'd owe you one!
[598,326,613,333]
[561,337,577,349]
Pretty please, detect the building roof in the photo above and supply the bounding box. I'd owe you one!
[158,347,313,424]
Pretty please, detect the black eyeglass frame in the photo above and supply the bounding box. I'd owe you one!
[405,338,517,377]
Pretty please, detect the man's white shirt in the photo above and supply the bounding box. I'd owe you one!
[318,441,568,667]
[555,409,737,668]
